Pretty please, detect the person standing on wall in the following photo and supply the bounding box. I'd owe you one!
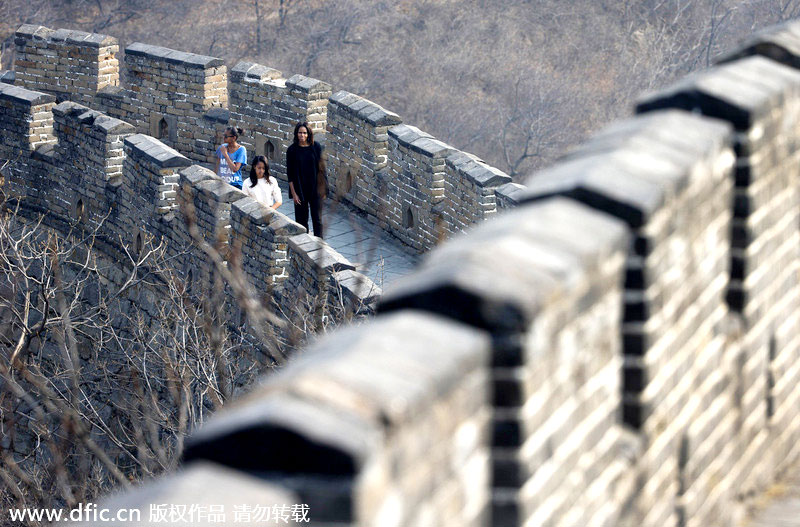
[244,155,282,210]
[287,122,326,238]
[216,127,247,189]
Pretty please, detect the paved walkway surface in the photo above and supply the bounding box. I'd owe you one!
[742,472,800,526]
[276,196,419,289]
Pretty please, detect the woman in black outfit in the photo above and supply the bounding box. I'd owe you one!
[286,122,325,238]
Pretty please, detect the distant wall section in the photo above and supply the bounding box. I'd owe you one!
[11,24,515,256]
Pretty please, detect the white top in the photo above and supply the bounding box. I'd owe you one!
[243,176,282,208]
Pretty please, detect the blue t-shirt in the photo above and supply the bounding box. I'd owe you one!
[218,145,247,188]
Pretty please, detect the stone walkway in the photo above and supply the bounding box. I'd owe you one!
[742,473,800,526]
[276,194,419,289]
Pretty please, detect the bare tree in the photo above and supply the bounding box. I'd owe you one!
[0,195,281,521]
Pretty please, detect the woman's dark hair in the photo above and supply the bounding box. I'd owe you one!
[249,155,269,187]
[225,126,244,140]
[292,122,314,146]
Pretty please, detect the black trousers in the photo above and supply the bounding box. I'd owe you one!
[294,196,323,238]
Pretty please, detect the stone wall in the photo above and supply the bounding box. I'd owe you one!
[442,150,512,233]
[182,312,492,526]
[380,197,633,526]
[326,92,512,253]
[637,49,800,523]
[10,18,800,527]
[228,62,331,182]
[62,18,800,527]
[13,25,118,107]
[108,43,227,163]
[0,84,378,333]
[11,24,516,255]
[519,110,736,526]
[326,91,401,212]
[283,233,381,322]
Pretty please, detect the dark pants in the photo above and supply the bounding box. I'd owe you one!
[294,196,323,238]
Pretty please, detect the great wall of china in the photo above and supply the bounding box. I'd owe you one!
[3,17,800,527]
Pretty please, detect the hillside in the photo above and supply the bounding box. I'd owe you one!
[1,0,798,180]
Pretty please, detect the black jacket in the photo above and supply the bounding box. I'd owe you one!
[286,141,323,202]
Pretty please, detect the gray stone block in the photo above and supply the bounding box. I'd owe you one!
[184,312,488,471]
[125,42,160,58]
[0,83,55,106]
[82,32,117,47]
[183,392,375,475]
[32,142,56,161]
[179,165,216,186]
[637,56,800,129]
[268,212,306,235]
[96,85,125,99]
[126,42,223,69]
[521,156,665,228]
[719,19,800,70]
[286,74,331,94]
[330,90,361,108]
[15,24,53,39]
[0,71,16,85]
[495,182,526,207]
[303,245,355,273]
[203,107,230,123]
[231,61,282,81]
[332,269,382,305]
[389,123,433,148]
[94,114,134,134]
[125,134,191,169]
[447,151,512,187]
[289,232,325,253]
[232,196,271,226]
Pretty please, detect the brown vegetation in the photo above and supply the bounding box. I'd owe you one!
[0,180,370,522]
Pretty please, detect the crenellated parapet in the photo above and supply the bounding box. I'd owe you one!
[380,197,633,526]
[637,53,800,520]
[66,18,800,527]
[14,19,800,527]
[519,110,736,526]
[282,233,381,319]
[0,82,379,331]
[0,82,56,153]
[14,24,118,107]
[182,311,491,526]
[442,150,512,233]
[10,24,514,255]
[325,90,513,253]
[228,62,331,181]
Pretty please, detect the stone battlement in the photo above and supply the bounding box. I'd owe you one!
[6,17,800,527]
[10,23,514,254]
[0,85,380,324]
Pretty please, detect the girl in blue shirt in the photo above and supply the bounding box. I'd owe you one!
[216,127,247,189]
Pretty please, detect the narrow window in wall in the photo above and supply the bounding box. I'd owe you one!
[676,433,689,527]
[403,206,415,229]
[265,140,275,161]
[135,232,143,256]
[186,270,194,295]
[345,171,354,193]
[158,117,169,140]
[75,199,85,222]
[767,335,776,422]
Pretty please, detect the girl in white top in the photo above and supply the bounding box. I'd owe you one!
[243,155,282,210]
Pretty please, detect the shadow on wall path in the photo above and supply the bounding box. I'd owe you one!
[275,191,419,289]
